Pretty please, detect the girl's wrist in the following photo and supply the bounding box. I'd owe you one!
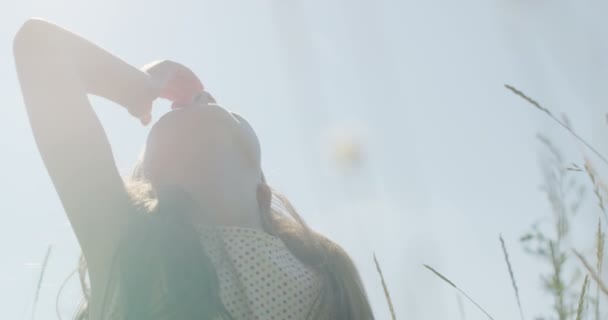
[125,73,158,122]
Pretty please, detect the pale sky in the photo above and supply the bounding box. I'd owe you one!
[2,0,608,319]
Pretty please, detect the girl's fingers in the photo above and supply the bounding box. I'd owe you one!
[140,113,152,126]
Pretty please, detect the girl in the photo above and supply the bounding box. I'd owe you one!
[13,18,374,319]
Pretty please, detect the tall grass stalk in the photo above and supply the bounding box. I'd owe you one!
[526,134,578,320]
[30,245,52,320]
[504,84,608,166]
[596,219,605,319]
[584,161,608,225]
[549,241,568,320]
[373,253,396,320]
[500,235,524,320]
[423,264,494,320]
[576,275,590,320]
[573,250,608,296]
[506,84,605,319]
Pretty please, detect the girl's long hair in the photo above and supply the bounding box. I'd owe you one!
[72,159,374,319]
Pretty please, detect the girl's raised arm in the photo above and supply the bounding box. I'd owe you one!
[13,18,157,273]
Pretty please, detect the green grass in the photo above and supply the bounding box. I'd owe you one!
[419,85,608,320]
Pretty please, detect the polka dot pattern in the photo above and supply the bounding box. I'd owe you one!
[196,225,323,320]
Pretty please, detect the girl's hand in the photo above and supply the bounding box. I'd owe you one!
[138,59,204,125]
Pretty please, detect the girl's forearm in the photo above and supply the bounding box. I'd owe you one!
[14,19,156,116]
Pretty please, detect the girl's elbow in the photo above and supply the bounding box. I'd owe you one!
[13,18,55,55]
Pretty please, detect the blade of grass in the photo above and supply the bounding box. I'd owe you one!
[373,253,396,320]
[598,219,605,320]
[500,235,524,320]
[30,245,52,320]
[423,264,494,320]
[584,161,608,226]
[576,275,589,320]
[504,84,608,167]
[573,249,608,296]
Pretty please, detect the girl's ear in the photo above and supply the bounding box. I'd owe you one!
[256,182,271,214]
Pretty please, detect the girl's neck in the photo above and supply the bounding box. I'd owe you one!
[187,197,265,231]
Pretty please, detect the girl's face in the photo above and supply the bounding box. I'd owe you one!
[143,104,262,219]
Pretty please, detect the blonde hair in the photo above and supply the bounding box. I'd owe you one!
[73,160,374,319]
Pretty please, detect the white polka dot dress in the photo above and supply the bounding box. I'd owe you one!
[196,225,323,320]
